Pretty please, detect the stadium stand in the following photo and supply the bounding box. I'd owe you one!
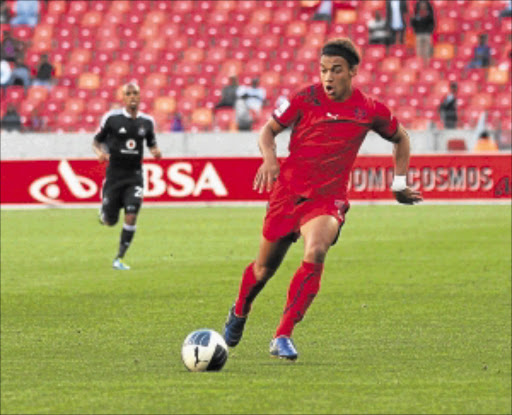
[0,0,511,133]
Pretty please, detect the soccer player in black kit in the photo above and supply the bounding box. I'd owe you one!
[92,82,162,270]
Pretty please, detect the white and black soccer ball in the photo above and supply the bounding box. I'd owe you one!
[181,329,228,372]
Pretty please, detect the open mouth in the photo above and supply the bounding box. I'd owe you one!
[325,85,335,95]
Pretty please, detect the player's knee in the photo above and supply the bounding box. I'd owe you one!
[253,262,277,281]
[304,243,329,263]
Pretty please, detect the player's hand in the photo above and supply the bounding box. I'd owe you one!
[151,147,162,160]
[253,160,280,193]
[97,152,110,163]
[393,187,423,205]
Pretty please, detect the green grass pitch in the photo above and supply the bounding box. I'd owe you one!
[1,205,510,414]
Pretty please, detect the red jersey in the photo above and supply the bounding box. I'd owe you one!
[272,83,398,199]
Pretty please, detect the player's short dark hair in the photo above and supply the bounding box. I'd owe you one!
[321,38,361,68]
[122,82,140,95]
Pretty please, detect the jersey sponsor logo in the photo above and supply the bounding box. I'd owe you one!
[119,127,127,133]
[121,139,139,154]
[274,99,290,117]
[29,160,98,204]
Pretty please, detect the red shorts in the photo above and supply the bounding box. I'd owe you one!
[262,184,350,243]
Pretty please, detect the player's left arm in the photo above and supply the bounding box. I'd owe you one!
[388,125,423,205]
[146,118,162,160]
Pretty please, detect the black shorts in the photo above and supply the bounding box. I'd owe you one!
[100,173,143,224]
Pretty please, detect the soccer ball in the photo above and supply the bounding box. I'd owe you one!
[181,329,228,372]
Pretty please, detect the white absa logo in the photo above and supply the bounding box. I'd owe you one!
[29,160,98,204]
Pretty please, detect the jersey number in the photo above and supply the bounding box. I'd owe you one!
[134,186,143,198]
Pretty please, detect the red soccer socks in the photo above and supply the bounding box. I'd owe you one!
[234,262,267,317]
[274,261,324,338]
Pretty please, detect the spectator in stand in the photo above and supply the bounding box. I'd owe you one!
[235,95,253,131]
[0,0,11,24]
[170,112,184,132]
[467,34,492,69]
[32,54,54,89]
[386,0,408,45]
[368,10,391,46]
[1,58,11,91]
[27,107,45,132]
[438,82,458,129]
[10,55,31,91]
[237,77,266,115]
[498,0,512,23]
[1,104,22,132]
[215,75,239,109]
[312,0,333,23]
[1,31,20,63]
[410,0,435,67]
[473,130,498,152]
[10,0,39,27]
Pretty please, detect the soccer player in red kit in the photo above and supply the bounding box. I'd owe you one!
[223,37,422,360]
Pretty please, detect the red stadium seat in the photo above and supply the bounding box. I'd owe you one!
[154,97,177,114]
[215,0,236,11]
[64,98,85,114]
[396,69,417,84]
[77,73,100,90]
[183,85,206,101]
[190,108,213,130]
[219,59,243,77]
[419,68,440,84]
[81,10,102,27]
[47,0,67,14]
[260,71,281,90]
[251,8,272,24]
[144,73,168,90]
[183,47,205,64]
[67,0,88,15]
[433,43,455,60]
[470,93,494,110]
[26,86,48,104]
[488,67,510,84]
[380,57,401,73]
[458,80,478,97]
[496,92,512,109]
[88,98,108,115]
[245,59,266,77]
[213,108,236,131]
[176,97,197,117]
[364,45,386,61]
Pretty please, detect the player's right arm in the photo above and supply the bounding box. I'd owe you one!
[253,118,285,193]
[92,112,111,163]
[254,89,303,193]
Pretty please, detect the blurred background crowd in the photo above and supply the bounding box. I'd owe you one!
[0,0,511,151]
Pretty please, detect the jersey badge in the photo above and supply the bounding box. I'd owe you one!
[138,127,146,136]
[354,108,368,120]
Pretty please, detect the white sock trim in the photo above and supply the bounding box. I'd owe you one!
[123,223,137,231]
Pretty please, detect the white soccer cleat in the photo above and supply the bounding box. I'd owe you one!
[112,258,130,270]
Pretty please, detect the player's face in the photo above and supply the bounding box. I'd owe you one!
[320,55,357,101]
[123,86,140,110]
